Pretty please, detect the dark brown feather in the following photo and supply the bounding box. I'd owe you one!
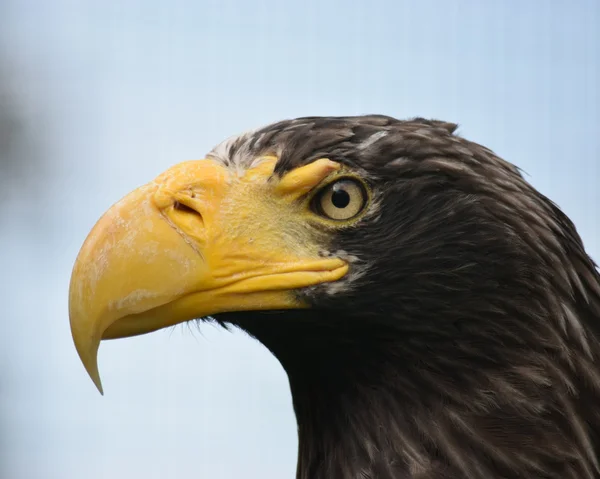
[213,115,600,479]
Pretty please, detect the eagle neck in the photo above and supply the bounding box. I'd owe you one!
[277,326,433,479]
[233,308,600,479]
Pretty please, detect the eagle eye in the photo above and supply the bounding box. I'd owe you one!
[313,178,367,221]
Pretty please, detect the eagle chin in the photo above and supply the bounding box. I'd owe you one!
[69,115,600,479]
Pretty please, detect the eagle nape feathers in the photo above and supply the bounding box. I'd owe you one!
[69,115,600,479]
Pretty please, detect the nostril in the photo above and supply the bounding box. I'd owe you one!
[174,201,198,215]
[172,200,204,231]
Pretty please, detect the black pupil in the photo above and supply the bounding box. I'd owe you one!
[331,186,351,209]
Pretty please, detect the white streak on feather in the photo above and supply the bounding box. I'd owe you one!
[358,131,388,150]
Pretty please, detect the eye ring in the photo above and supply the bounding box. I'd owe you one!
[312,177,368,221]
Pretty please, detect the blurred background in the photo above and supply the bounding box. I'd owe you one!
[0,1,598,478]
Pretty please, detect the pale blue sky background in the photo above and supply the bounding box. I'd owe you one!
[1,1,598,478]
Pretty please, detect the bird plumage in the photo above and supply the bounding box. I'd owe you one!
[212,115,600,478]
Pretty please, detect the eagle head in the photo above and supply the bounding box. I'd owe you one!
[69,115,600,479]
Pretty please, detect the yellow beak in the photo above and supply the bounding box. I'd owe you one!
[69,158,347,393]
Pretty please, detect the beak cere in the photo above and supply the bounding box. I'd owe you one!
[69,158,348,393]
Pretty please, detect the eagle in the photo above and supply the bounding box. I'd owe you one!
[69,115,600,479]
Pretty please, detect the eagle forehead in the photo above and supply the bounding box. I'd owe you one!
[206,117,380,175]
[205,115,464,178]
[206,129,272,174]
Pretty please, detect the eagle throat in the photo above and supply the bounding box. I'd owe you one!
[225,299,600,479]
